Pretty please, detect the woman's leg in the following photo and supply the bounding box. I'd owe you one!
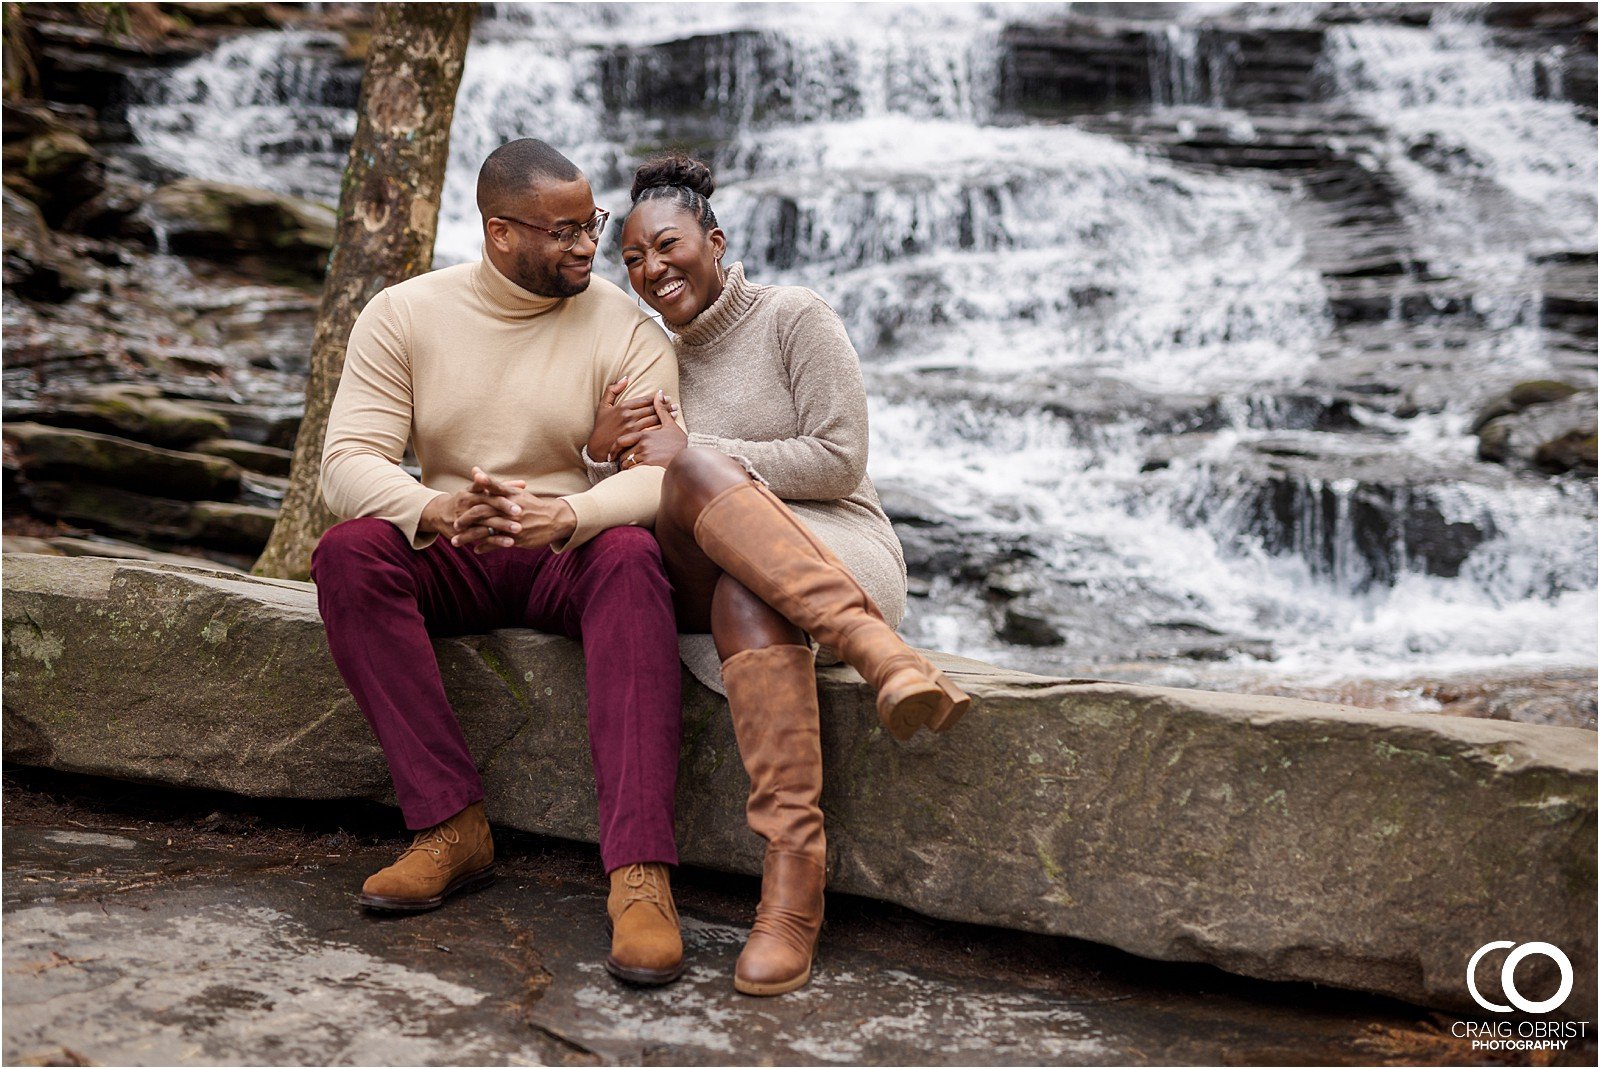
[659,453,825,996]
[712,574,825,996]
[654,449,747,633]
[657,448,969,740]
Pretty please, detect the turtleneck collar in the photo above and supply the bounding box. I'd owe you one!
[675,262,760,347]
[472,250,565,319]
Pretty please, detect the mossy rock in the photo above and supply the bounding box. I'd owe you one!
[21,480,197,542]
[5,422,241,500]
[1535,431,1598,476]
[139,179,335,283]
[53,386,232,448]
[16,129,94,183]
[193,438,293,478]
[186,501,277,553]
[1,130,104,224]
[1470,380,1583,433]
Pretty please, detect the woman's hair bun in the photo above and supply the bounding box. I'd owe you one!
[630,155,715,204]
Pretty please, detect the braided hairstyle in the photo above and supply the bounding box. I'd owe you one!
[629,154,718,232]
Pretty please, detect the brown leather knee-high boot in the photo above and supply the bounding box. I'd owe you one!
[722,643,827,996]
[695,480,970,740]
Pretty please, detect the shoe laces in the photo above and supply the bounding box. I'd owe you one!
[399,821,460,863]
[620,863,664,906]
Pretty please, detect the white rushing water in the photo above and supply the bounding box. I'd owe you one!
[122,2,1596,684]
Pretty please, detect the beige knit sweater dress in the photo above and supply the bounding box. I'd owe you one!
[590,263,908,690]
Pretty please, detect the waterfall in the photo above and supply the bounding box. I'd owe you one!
[1325,11,1598,268]
[120,3,1596,686]
[123,30,359,199]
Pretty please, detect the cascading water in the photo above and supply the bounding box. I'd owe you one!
[121,2,1596,699]
[123,30,360,199]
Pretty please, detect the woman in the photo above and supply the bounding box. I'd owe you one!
[587,155,969,997]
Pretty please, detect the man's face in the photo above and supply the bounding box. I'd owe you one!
[489,177,599,298]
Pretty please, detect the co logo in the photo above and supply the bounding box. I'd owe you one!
[1467,941,1573,1014]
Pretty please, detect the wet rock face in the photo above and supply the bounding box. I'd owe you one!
[1,188,88,302]
[135,179,336,285]
[1474,384,1599,476]
[2,376,293,563]
[3,102,108,223]
[2,555,1594,1020]
[998,20,1328,115]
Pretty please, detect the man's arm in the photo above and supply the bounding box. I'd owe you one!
[550,319,682,552]
[320,292,446,548]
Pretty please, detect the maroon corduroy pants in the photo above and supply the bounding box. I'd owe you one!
[311,517,682,871]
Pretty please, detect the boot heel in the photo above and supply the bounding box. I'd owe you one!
[927,673,972,733]
[877,673,943,741]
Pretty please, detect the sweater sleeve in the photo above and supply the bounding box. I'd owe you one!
[581,445,619,486]
[687,292,868,501]
[553,317,681,551]
[320,291,443,549]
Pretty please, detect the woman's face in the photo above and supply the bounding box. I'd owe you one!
[620,198,727,327]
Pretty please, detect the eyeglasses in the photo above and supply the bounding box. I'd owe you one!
[495,209,609,251]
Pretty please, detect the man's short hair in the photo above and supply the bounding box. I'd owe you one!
[476,139,583,218]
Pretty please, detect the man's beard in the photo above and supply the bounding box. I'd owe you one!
[514,254,590,299]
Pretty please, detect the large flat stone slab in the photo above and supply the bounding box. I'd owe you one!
[3,554,1594,1018]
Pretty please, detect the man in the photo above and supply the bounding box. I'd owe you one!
[311,139,686,986]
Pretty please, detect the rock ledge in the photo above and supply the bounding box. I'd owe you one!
[3,554,1593,1017]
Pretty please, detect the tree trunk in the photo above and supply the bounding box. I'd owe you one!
[253,2,474,580]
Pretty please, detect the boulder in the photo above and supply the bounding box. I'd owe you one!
[1535,430,1598,476]
[61,170,147,238]
[1470,379,1583,433]
[1476,390,1599,474]
[3,555,1593,1020]
[4,422,242,500]
[997,601,1067,646]
[136,179,335,284]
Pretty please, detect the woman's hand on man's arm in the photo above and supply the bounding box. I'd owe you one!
[615,391,687,470]
[587,376,682,462]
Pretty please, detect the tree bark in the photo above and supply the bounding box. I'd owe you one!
[253,2,474,580]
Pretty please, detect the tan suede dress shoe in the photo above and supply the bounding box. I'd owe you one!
[359,801,496,912]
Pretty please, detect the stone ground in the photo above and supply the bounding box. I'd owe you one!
[3,771,1588,1068]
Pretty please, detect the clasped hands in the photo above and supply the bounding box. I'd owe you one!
[586,376,687,471]
[425,378,687,555]
[422,467,576,554]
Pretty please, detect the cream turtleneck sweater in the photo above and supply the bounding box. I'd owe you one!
[322,254,677,551]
